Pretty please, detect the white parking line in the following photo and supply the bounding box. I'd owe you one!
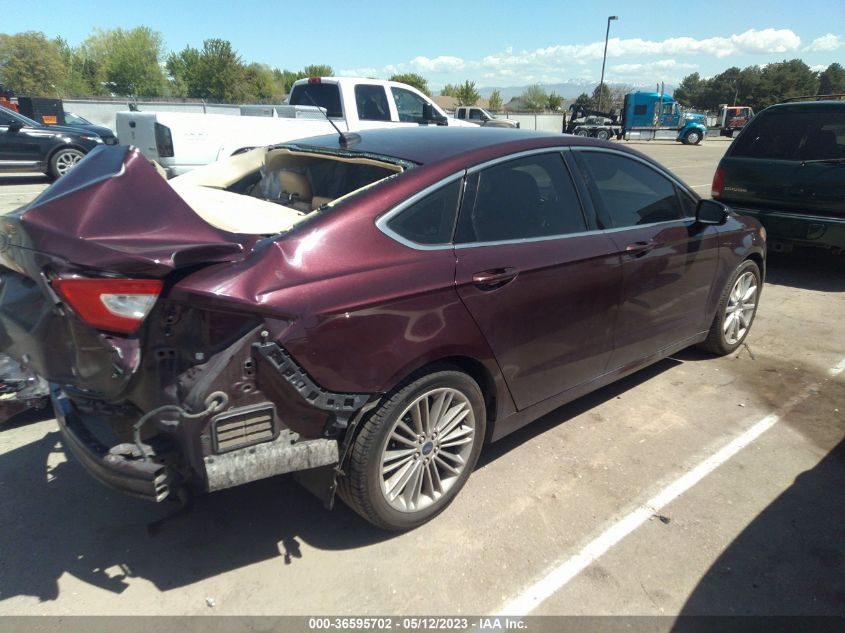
[689,184,711,189]
[496,357,845,617]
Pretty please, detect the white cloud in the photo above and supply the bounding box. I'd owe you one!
[610,59,697,73]
[338,67,379,77]
[356,28,814,87]
[804,33,845,52]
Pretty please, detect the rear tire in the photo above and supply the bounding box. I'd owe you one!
[338,369,485,530]
[595,129,610,140]
[574,128,589,137]
[698,260,761,355]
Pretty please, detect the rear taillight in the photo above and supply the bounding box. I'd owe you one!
[154,122,174,158]
[52,278,163,335]
[711,166,725,199]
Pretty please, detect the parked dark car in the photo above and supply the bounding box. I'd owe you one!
[0,127,765,529]
[62,112,118,145]
[0,104,111,179]
[712,98,845,253]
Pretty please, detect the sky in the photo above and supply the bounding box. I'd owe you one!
[3,0,844,90]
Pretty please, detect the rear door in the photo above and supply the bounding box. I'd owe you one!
[572,148,720,371]
[454,150,621,410]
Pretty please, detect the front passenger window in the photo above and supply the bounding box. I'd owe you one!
[577,152,683,228]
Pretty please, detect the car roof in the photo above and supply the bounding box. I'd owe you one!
[284,126,609,167]
[763,100,845,114]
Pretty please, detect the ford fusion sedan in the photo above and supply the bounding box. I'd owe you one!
[0,127,764,530]
[0,104,110,179]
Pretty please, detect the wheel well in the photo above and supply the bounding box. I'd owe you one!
[47,144,87,164]
[416,356,498,426]
[746,252,765,277]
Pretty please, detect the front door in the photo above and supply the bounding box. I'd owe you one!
[573,148,720,371]
[454,151,622,410]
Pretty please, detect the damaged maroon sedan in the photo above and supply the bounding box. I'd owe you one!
[0,127,764,530]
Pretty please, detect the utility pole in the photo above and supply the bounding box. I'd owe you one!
[599,15,619,112]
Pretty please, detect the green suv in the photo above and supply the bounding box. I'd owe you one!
[712,98,845,253]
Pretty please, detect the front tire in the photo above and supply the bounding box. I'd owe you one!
[49,147,85,179]
[595,129,610,140]
[339,369,486,530]
[683,130,703,145]
[698,260,761,355]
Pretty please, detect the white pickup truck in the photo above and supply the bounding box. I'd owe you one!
[453,106,519,128]
[117,77,475,177]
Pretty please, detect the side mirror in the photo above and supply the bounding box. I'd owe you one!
[421,103,448,126]
[7,120,23,132]
[696,199,729,225]
[481,113,490,121]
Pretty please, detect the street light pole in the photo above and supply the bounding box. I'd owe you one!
[598,15,618,112]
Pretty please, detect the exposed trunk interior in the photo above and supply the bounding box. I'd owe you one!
[169,147,406,234]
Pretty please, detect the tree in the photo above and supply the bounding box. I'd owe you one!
[520,84,548,111]
[573,92,594,109]
[487,89,503,112]
[455,80,480,106]
[389,72,429,95]
[674,72,707,108]
[755,59,818,109]
[441,83,459,97]
[546,92,562,111]
[168,39,248,102]
[301,64,334,78]
[0,31,65,95]
[242,63,283,102]
[102,27,166,96]
[591,83,612,111]
[819,63,845,95]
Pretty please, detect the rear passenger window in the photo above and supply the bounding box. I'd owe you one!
[387,180,461,245]
[355,84,391,122]
[577,151,683,228]
[455,153,587,243]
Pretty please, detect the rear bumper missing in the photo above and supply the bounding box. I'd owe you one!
[53,386,171,502]
[53,382,344,503]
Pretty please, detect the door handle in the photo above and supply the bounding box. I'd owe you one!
[624,240,655,257]
[472,267,519,290]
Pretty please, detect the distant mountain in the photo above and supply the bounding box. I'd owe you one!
[477,81,675,101]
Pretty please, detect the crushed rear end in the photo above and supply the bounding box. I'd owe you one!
[0,144,381,502]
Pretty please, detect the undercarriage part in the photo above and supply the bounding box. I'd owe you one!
[252,341,371,430]
[204,428,339,492]
[133,390,229,461]
[211,402,277,453]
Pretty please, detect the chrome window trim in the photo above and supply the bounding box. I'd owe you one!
[375,170,466,251]
[376,145,698,252]
[453,218,694,250]
[465,146,572,175]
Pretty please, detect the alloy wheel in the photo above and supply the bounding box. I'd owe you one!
[724,270,758,345]
[379,387,476,513]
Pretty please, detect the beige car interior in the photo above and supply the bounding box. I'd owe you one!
[167,147,404,235]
